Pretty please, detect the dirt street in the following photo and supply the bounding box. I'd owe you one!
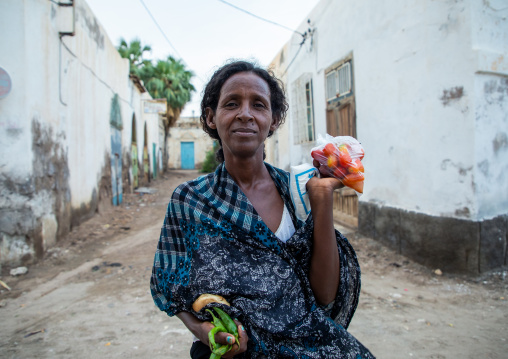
[1,169,507,359]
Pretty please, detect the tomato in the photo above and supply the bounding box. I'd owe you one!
[323,143,336,157]
[333,166,347,179]
[342,172,365,193]
[311,149,326,162]
[338,144,352,167]
[348,158,364,173]
[327,155,339,168]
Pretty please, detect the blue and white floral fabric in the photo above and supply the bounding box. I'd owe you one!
[150,163,374,358]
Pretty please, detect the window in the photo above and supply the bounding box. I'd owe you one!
[326,61,352,102]
[305,82,315,142]
[291,74,315,144]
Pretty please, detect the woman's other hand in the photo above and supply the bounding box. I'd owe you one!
[191,315,248,357]
[216,319,248,358]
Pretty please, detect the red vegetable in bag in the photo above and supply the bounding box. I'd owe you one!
[310,135,365,194]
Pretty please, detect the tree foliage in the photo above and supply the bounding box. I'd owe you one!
[117,37,152,77]
[140,56,195,110]
[117,38,195,112]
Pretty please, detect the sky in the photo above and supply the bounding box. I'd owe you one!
[86,0,321,117]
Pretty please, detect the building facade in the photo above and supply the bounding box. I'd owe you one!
[0,0,163,268]
[271,0,508,274]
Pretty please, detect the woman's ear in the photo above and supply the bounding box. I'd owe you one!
[270,116,279,132]
[205,108,216,129]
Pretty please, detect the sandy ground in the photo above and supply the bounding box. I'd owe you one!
[1,169,507,359]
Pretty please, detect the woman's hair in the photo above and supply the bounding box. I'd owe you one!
[200,60,289,162]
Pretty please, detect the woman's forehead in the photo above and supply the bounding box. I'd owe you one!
[220,72,270,98]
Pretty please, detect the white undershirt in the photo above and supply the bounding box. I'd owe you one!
[274,204,296,242]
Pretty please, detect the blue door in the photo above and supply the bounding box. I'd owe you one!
[181,142,195,169]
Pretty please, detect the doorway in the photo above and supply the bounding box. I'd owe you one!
[181,142,195,169]
[325,57,358,228]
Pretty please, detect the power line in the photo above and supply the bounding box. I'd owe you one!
[217,0,305,37]
[139,0,183,60]
[138,0,204,84]
[282,35,307,76]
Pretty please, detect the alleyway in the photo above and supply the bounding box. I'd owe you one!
[0,169,507,359]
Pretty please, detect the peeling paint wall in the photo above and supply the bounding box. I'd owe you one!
[280,0,507,222]
[0,0,150,268]
[474,75,508,218]
[276,0,508,273]
[471,0,508,220]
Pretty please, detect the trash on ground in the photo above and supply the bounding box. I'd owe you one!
[24,329,45,338]
[0,279,11,291]
[135,187,158,194]
[10,267,28,276]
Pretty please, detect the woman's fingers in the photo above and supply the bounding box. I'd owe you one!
[218,323,248,358]
[215,331,236,346]
[237,323,248,351]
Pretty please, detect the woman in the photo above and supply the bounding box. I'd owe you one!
[150,60,374,358]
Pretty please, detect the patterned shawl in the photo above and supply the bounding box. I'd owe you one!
[150,163,374,358]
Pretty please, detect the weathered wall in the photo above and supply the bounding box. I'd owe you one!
[0,0,149,268]
[139,98,167,180]
[276,0,508,273]
[267,42,291,171]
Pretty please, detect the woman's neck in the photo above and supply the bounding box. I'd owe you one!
[223,154,269,190]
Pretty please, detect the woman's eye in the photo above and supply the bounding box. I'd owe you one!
[225,102,237,107]
[254,102,266,108]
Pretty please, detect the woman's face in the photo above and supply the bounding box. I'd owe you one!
[206,72,277,161]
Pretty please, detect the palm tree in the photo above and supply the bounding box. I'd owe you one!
[140,56,195,111]
[117,38,152,76]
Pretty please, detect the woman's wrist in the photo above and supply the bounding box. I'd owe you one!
[177,312,212,344]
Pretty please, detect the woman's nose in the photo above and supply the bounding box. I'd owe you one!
[236,103,253,122]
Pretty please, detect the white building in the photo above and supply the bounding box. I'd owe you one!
[0,0,163,268]
[270,0,508,274]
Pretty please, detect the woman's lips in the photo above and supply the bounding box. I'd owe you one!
[232,128,256,135]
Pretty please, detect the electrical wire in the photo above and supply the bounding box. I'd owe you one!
[138,0,183,60]
[217,0,305,37]
[59,36,131,106]
[138,0,204,84]
[282,37,306,76]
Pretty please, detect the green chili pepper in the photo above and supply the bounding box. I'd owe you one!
[206,309,227,351]
[206,307,240,358]
[212,344,232,356]
[213,307,240,350]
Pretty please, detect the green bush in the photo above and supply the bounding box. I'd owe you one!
[201,142,220,173]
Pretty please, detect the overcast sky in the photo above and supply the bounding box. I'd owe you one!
[86,0,320,117]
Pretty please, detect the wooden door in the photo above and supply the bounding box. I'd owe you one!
[327,101,358,228]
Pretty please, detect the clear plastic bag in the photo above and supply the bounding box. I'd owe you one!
[310,134,365,194]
